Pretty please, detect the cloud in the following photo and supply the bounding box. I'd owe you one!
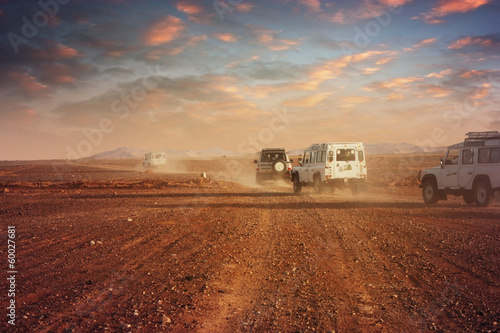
[404,38,437,52]
[309,50,391,83]
[7,70,50,95]
[320,0,412,24]
[364,76,422,92]
[361,67,380,75]
[175,1,203,15]
[283,92,331,107]
[248,24,302,51]
[421,0,492,24]
[145,15,185,46]
[298,0,322,12]
[213,32,240,42]
[448,35,499,49]
[426,69,453,78]
[419,84,452,98]
[225,55,259,69]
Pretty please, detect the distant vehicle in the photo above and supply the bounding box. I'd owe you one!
[142,152,166,168]
[291,142,367,194]
[254,148,293,184]
[418,131,500,206]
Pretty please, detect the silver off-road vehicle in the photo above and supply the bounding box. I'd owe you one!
[418,131,500,206]
[254,148,293,184]
[291,142,367,194]
[142,151,166,169]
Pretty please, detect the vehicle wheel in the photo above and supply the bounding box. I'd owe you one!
[293,175,302,194]
[422,179,439,204]
[473,180,493,207]
[272,160,287,175]
[313,175,321,194]
[463,191,475,204]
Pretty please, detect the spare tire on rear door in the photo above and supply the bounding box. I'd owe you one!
[272,160,287,175]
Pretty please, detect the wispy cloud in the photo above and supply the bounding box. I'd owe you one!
[448,35,498,49]
[420,0,492,24]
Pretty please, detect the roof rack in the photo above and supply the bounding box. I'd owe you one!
[262,148,285,151]
[464,131,500,146]
[466,131,499,139]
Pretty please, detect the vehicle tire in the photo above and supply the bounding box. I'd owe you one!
[473,180,493,207]
[313,175,321,194]
[293,175,302,194]
[422,179,439,204]
[463,191,475,204]
[272,160,287,175]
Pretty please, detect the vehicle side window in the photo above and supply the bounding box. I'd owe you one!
[358,150,364,162]
[462,149,473,165]
[304,152,310,164]
[492,148,500,163]
[479,148,500,163]
[317,151,326,163]
[478,149,490,163]
[445,149,459,165]
[310,152,316,164]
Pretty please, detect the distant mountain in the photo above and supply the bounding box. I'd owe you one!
[86,143,448,160]
[86,147,146,159]
[288,143,447,156]
[86,147,243,159]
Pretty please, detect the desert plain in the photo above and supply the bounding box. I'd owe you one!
[0,154,499,332]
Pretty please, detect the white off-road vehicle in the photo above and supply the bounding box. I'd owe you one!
[142,152,167,169]
[291,142,367,194]
[254,148,293,184]
[418,131,500,206]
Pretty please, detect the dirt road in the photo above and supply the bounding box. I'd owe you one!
[1,160,499,332]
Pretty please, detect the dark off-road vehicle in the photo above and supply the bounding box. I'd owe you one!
[254,148,293,184]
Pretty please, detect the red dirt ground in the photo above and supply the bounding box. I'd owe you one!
[1,156,499,332]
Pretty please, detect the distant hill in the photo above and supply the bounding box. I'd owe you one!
[86,143,448,160]
[86,147,146,159]
[288,143,446,155]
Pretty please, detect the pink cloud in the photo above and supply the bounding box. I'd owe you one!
[448,36,494,49]
[422,0,492,24]
[213,32,239,43]
[175,1,202,15]
[51,42,81,58]
[8,71,49,94]
[145,16,185,46]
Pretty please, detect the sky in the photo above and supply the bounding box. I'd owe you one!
[0,0,499,160]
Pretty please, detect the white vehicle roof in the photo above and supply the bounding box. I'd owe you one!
[305,142,364,150]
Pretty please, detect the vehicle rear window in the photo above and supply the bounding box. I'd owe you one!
[336,149,356,162]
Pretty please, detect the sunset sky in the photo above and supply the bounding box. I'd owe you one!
[1,0,499,160]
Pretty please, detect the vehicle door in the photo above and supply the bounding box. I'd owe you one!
[336,147,357,178]
[441,149,459,188]
[306,151,317,183]
[457,148,475,188]
[301,151,312,183]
